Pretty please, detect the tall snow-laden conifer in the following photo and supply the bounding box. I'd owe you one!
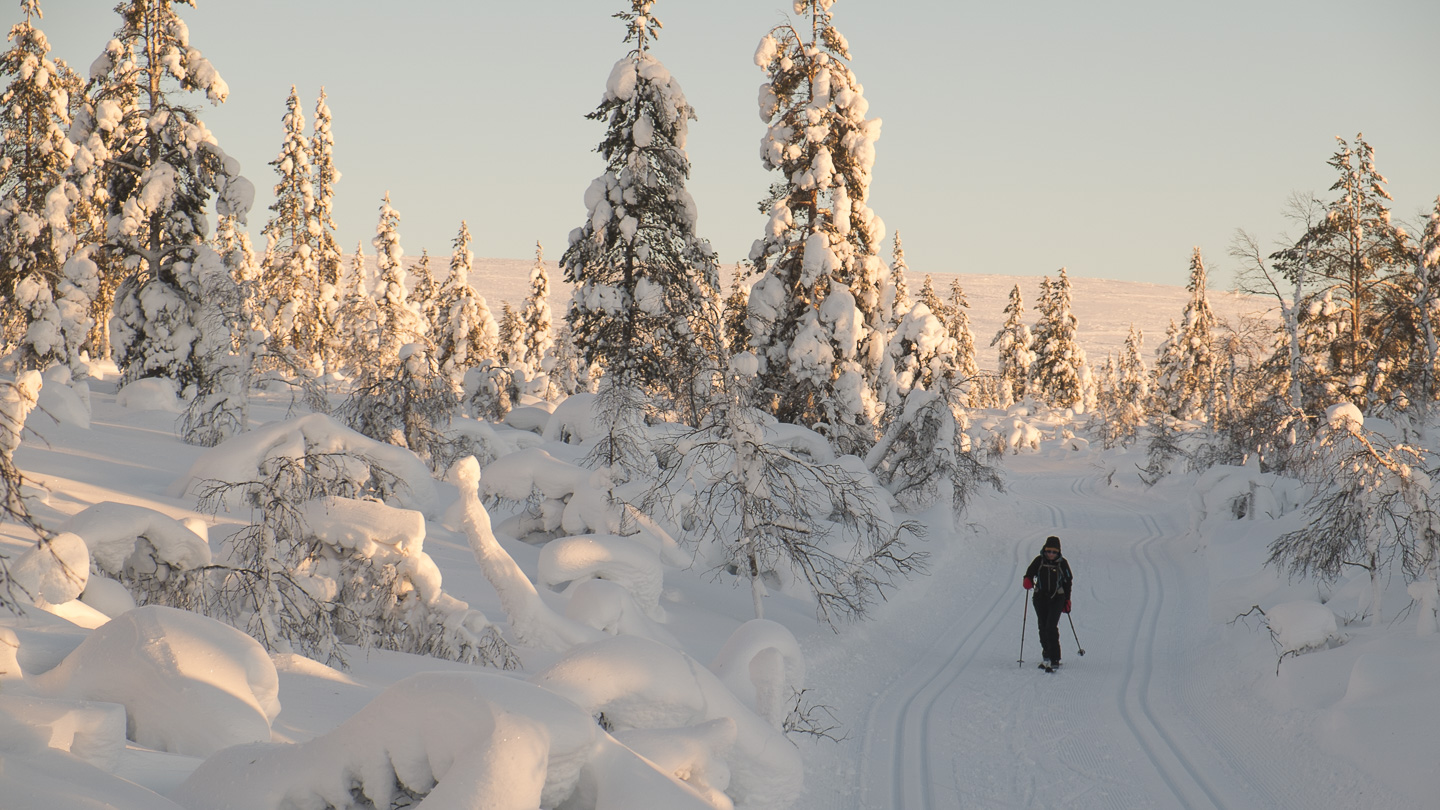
[918,274,946,322]
[1154,247,1219,421]
[947,278,981,407]
[258,85,316,365]
[1115,324,1148,444]
[561,0,721,423]
[433,221,498,384]
[890,230,911,314]
[369,193,423,367]
[991,284,1033,407]
[1029,268,1088,410]
[0,0,87,370]
[746,0,891,452]
[335,240,377,378]
[497,301,522,366]
[410,248,440,330]
[71,0,254,387]
[520,241,554,371]
[1412,196,1440,415]
[309,87,343,373]
[1270,135,1408,409]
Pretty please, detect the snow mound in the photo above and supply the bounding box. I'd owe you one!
[171,412,440,516]
[31,605,280,758]
[539,534,666,621]
[535,634,802,809]
[10,533,90,604]
[0,693,128,772]
[31,367,91,429]
[61,502,211,579]
[0,746,184,810]
[710,620,805,728]
[542,392,602,444]
[1267,600,1342,654]
[172,671,717,810]
[115,377,183,413]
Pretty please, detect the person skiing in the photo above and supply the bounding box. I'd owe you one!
[1023,535,1073,671]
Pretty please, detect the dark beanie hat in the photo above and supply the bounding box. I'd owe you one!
[1043,535,1061,552]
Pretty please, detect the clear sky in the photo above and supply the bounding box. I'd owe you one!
[28,0,1440,289]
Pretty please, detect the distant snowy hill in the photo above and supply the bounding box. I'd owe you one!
[461,257,1270,371]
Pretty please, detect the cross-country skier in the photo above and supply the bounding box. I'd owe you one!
[1023,535,1073,671]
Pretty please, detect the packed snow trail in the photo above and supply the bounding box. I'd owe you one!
[797,454,1410,809]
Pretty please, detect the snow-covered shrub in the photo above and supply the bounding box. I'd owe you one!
[1268,404,1435,626]
[60,502,211,608]
[340,342,459,473]
[461,358,515,423]
[172,412,440,517]
[9,532,90,605]
[866,388,1001,519]
[296,496,516,669]
[1265,600,1343,656]
[482,447,626,542]
[656,362,924,624]
[709,619,805,729]
[31,605,279,758]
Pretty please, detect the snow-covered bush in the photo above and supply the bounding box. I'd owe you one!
[866,388,1001,519]
[296,495,516,668]
[461,358,515,423]
[172,412,440,516]
[655,359,923,624]
[58,502,211,607]
[341,342,459,473]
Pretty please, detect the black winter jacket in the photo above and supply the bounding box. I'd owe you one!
[1025,554,1073,599]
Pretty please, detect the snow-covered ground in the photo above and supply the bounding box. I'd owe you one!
[3,268,1432,809]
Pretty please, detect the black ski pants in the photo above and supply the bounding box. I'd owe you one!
[1033,593,1064,662]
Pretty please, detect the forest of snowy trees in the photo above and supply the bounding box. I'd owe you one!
[4,0,1440,638]
[1,1,1439,806]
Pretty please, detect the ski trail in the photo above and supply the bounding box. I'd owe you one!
[1112,497,1227,809]
[860,531,1030,808]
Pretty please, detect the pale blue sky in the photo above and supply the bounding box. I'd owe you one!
[31,0,1440,289]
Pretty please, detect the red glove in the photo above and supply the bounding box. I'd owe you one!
[1063,600,1071,614]
[1022,577,1033,590]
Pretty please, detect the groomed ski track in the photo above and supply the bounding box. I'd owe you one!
[797,454,1409,810]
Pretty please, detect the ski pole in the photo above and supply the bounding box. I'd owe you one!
[1018,594,1029,667]
[1068,612,1085,656]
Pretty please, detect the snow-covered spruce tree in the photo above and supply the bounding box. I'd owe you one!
[432,220,498,385]
[543,320,591,399]
[1269,404,1431,626]
[655,348,924,624]
[991,284,1033,407]
[333,240,378,379]
[722,267,750,356]
[1114,324,1149,445]
[918,273,946,322]
[1153,247,1219,421]
[561,0,721,426]
[70,0,253,388]
[180,213,263,446]
[409,248,440,333]
[746,0,891,452]
[0,0,87,371]
[341,194,454,466]
[496,301,521,366]
[946,278,982,407]
[1029,267,1088,410]
[1410,195,1440,417]
[1269,135,1409,410]
[519,240,554,373]
[257,86,317,369]
[367,193,425,366]
[890,229,911,315]
[309,87,344,375]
